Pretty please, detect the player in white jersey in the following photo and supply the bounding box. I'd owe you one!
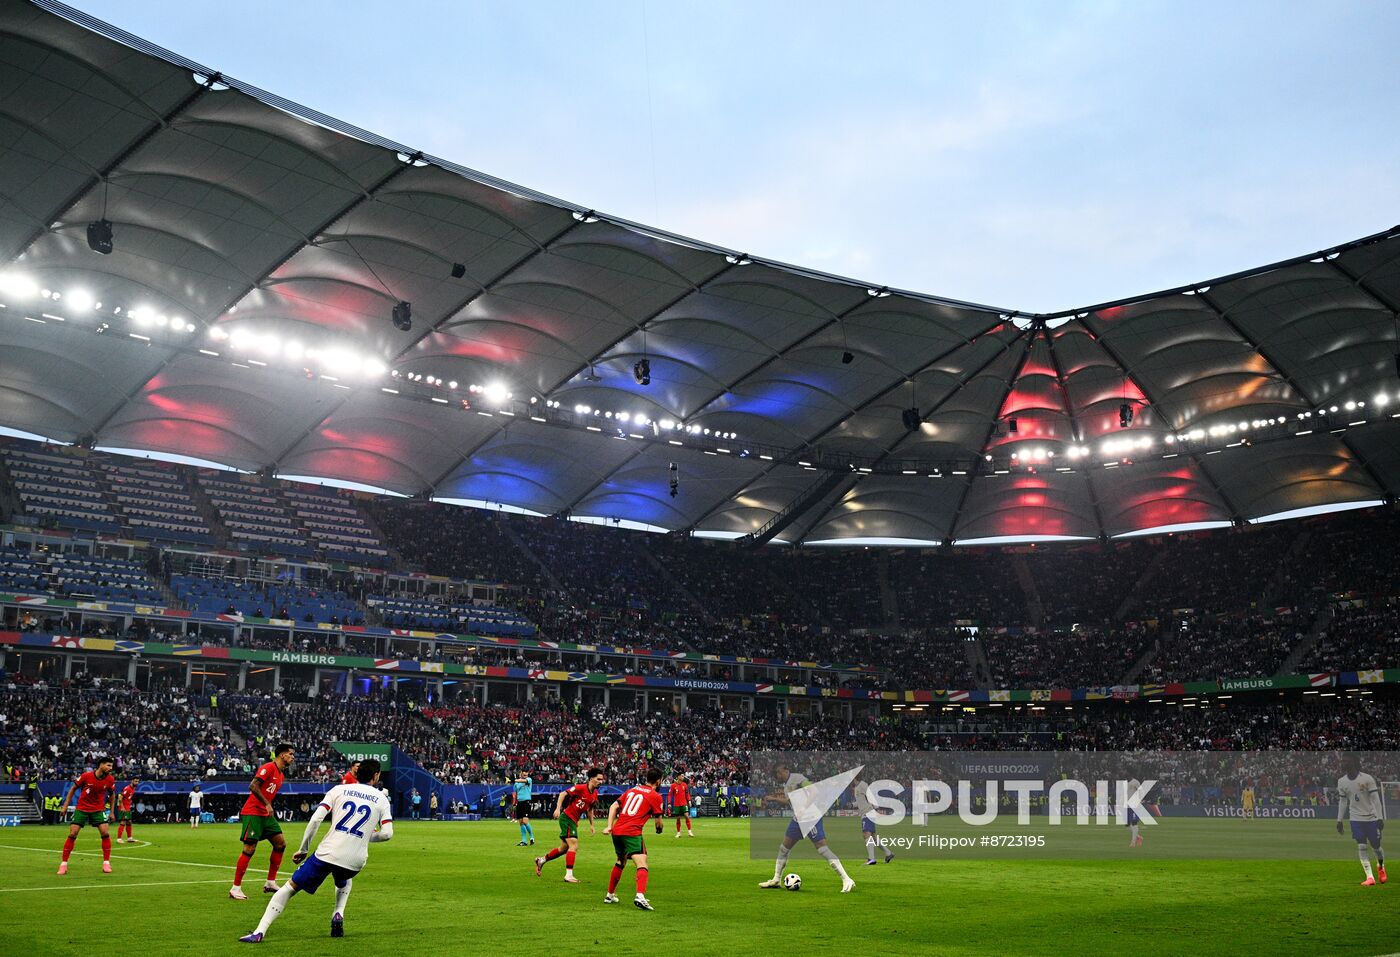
[239,759,394,943]
[757,763,855,893]
[1335,755,1387,886]
[188,785,203,828]
[1126,778,1144,848]
[852,773,894,865]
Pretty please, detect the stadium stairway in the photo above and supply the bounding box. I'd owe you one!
[1114,547,1171,621]
[188,479,232,549]
[1121,642,1159,685]
[0,791,41,822]
[1277,605,1336,676]
[964,635,991,689]
[635,542,711,624]
[1011,554,1043,627]
[498,518,571,598]
[0,455,17,523]
[876,550,900,628]
[356,503,404,569]
[1257,528,1312,612]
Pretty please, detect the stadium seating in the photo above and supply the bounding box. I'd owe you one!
[513,517,686,614]
[0,547,163,603]
[362,499,545,587]
[99,460,214,545]
[0,546,45,594]
[3,446,121,533]
[0,683,238,780]
[367,593,534,635]
[280,485,389,564]
[197,474,315,557]
[169,574,364,624]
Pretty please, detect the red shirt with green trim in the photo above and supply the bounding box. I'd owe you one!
[74,770,115,813]
[561,783,599,823]
[240,761,285,818]
[611,785,664,836]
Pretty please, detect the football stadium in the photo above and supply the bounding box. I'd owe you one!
[1,2,1398,954]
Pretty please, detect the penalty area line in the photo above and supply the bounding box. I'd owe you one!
[0,878,228,893]
[0,843,233,870]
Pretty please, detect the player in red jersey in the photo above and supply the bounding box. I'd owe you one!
[57,757,117,875]
[115,777,140,843]
[230,743,295,900]
[341,761,360,786]
[603,768,665,910]
[669,773,694,838]
[535,767,605,883]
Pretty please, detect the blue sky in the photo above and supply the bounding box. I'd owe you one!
[75,0,1400,313]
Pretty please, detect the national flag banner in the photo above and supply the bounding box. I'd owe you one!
[539,641,559,650]
[15,595,47,605]
[391,629,413,637]
[215,613,243,623]
[1138,684,1164,697]
[1359,669,1384,684]
[567,672,589,682]
[1030,689,1052,702]
[484,666,511,678]
[53,635,82,648]
[172,645,202,656]
[948,690,970,702]
[1050,688,1072,702]
[1308,672,1335,688]
[606,674,630,685]
[203,646,230,659]
[755,683,774,694]
[374,659,401,670]
[420,662,444,673]
[989,689,1011,702]
[528,669,547,680]
[114,640,143,653]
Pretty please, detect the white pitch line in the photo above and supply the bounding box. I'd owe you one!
[0,843,232,870]
[0,878,228,893]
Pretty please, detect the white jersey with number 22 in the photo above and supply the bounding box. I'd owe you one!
[313,783,393,871]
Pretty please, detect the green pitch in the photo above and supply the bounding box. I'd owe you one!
[0,820,1394,956]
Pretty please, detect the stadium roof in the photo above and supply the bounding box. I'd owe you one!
[2,0,1399,545]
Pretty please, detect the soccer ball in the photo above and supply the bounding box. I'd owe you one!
[783,872,802,891]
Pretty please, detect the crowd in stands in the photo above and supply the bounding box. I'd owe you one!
[1133,524,1295,617]
[648,538,806,621]
[1027,542,1153,625]
[923,695,1400,752]
[771,548,886,628]
[1304,603,1400,672]
[4,437,1400,689]
[1140,615,1305,683]
[420,701,921,787]
[986,625,1156,689]
[513,517,683,614]
[7,677,1398,797]
[363,499,544,588]
[0,678,235,781]
[887,548,1023,628]
[219,693,446,783]
[1278,509,1400,607]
